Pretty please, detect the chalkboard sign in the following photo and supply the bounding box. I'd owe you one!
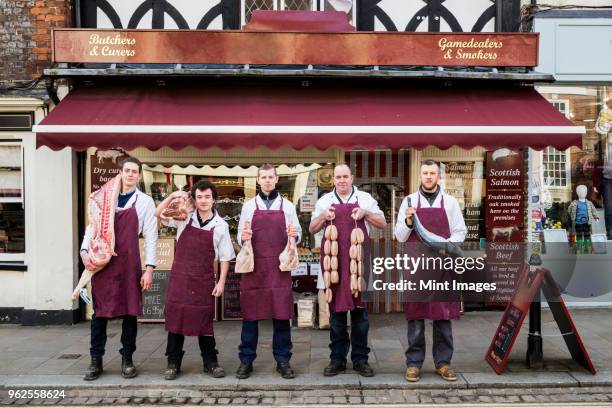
[141,269,169,322]
[485,264,543,374]
[486,266,596,375]
[222,263,242,320]
[138,238,175,322]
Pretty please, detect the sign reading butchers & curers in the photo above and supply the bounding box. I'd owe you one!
[52,29,539,67]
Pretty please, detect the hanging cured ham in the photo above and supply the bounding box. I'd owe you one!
[71,174,122,302]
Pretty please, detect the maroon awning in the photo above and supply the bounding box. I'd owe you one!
[244,10,355,32]
[34,83,583,151]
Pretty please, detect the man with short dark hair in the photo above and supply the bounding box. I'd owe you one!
[80,157,157,381]
[394,160,467,383]
[156,180,234,379]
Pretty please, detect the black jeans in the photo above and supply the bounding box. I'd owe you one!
[165,332,218,364]
[238,319,292,364]
[329,308,370,365]
[90,314,137,358]
[602,177,612,238]
[405,319,453,369]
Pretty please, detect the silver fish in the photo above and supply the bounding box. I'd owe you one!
[407,197,465,259]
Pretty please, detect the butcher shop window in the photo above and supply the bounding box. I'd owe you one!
[0,143,25,258]
[241,0,354,26]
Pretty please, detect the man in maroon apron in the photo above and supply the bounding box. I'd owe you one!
[236,164,302,379]
[395,160,467,382]
[80,157,158,381]
[309,164,386,377]
[157,180,235,380]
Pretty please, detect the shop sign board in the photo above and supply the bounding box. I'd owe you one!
[138,237,175,322]
[486,266,596,375]
[52,29,539,67]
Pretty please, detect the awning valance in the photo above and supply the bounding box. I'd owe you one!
[34,83,584,151]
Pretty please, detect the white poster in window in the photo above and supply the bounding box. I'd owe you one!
[291,262,308,277]
[300,187,318,213]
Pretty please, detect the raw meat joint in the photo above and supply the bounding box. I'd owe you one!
[235,221,254,273]
[160,192,194,221]
[71,174,122,302]
[279,233,299,272]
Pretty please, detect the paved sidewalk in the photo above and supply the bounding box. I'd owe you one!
[1,309,611,405]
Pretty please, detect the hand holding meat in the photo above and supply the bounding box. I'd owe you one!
[351,207,366,221]
[160,191,194,221]
[286,223,298,238]
[279,224,300,271]
[405,206,416,226]
[241,223,253,241]
[325,207,335,221]
[71,174,122,301]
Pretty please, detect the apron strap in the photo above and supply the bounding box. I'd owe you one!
[130,192,139,208]
[417,193,422,209]
[255,196,260,210]
[440,194,445,208]
[279,196,284,210]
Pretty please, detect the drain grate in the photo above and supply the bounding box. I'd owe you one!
[58,354,82,360]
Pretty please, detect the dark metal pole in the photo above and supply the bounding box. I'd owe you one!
[495,0,503,32]
[526,255,543,368]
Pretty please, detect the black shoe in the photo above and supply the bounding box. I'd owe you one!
[323,361,346,377]
[276,362,296,379]
[353,361,374,377]
[164,360,181,381]
[121,356,137,379]
[204,362,225,378]
[83,356,103,381]
[235,362,253,379]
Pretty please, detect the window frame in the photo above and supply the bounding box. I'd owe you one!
[0,140,25,262]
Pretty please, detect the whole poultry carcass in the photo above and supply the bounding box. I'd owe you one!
[279,234,299,272]
[160,192,194,221]
[71,174,122,303]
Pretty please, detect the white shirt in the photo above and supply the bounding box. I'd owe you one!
[237,195,302,246]
[163,211,235,262]
[394,189,467,243]
[312,187,384,233]
[81,188,158,267]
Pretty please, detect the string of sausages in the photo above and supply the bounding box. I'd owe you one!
[322,218,366,304]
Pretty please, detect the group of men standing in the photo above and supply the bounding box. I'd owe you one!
[80,158,466,383]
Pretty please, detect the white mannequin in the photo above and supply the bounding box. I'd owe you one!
[576,184,588,201]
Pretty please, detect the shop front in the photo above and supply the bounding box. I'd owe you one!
[31,18,588,322]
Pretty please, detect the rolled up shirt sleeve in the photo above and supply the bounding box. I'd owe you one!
[80,224,93,252]
[141,198,158,267]
[446,196,467,243]
[217,223,236,262]
[394,196,413,242]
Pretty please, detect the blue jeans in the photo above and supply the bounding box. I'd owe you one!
[239,319,292,364]
[329,308,370,365]
[90,314,137,358]
[405,319,453,369]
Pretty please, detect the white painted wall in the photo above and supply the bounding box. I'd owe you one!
[0,98,78,313]
[22,142,78,312]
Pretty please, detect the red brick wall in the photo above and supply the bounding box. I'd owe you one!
[0,0,72,85]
